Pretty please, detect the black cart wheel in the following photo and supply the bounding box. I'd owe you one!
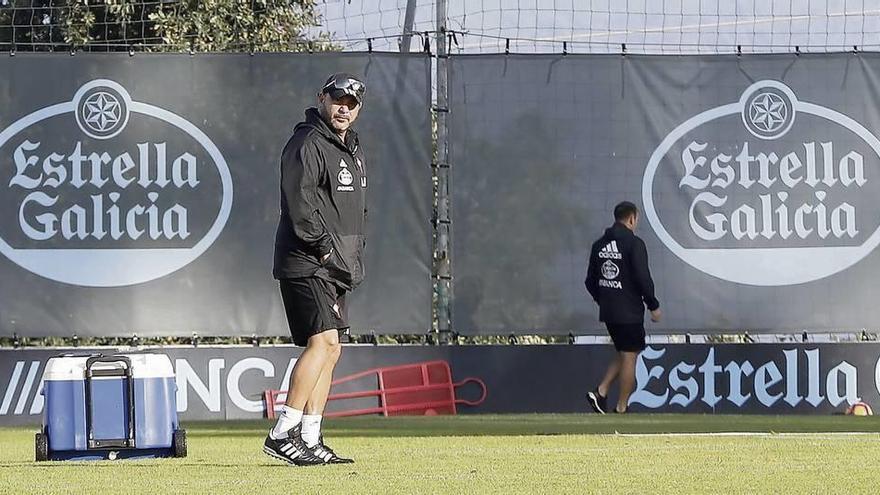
[172,429,187,458]
[35,432,48,462]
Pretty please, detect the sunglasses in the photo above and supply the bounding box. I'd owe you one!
[322,76,366,103]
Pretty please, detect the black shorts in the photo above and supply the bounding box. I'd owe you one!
[279,278,349,347]
[605,323,646,352]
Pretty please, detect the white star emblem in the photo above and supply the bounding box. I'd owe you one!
[82,91,122,133]
[748,92,787,133]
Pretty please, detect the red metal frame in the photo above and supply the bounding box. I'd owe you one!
[264,360,487,419]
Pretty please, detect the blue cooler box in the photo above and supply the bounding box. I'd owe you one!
[35,353,186,461]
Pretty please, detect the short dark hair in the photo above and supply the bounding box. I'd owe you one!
[614,201,639,222]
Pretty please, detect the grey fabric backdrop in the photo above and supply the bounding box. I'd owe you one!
[0,53,432,336]
[450,53,880,334]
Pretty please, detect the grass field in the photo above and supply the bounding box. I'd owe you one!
[3,414,880,494]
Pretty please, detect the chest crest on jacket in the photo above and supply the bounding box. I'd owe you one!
[336,158,355,191]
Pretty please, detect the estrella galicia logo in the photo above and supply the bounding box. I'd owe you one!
[76,82,129,140]
[0,79,233,287]
[643,80,880,286]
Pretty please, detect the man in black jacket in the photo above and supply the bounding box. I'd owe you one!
[263,73,367,466]
[585,201,661,414]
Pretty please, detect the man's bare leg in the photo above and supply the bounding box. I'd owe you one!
[262,330,339,466]
[270,330,338,439]
[301,332,342,447]
[285,330,339,409]
[304,334,341,414]
[588,352,621,414]
[299,330,354,463]
[616,351,639,413]
[597,353,622,398]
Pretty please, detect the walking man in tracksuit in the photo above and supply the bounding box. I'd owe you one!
[585,201,661,414]
[263,73,367,465]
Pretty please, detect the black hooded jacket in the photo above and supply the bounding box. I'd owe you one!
[585,223,660,324]
[273,107,367,290]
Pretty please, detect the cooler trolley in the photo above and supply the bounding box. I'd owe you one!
[35,353,186,461]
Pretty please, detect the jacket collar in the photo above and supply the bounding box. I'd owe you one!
[605,222,634,238]
[298,107,360,154]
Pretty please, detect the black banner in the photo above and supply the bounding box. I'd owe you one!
[2,343,879,425]
[0,53,432,336]
[449,54,880,334]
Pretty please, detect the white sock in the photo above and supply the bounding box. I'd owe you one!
[270,406,303,439]
[301,414,323,447]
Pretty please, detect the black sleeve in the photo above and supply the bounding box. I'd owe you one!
[281,140,332,256]
[631,238,660,311]
[585,246,599,303]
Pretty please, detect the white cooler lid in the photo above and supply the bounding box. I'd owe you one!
[43,353,175,381]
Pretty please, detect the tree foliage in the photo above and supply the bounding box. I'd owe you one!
[1,0,334,52]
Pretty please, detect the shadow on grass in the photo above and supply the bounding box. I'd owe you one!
[181,414,880,438]
[8,414,880,440]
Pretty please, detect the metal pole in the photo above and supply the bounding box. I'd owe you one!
[401,0,417,53]
[435,0,452,343]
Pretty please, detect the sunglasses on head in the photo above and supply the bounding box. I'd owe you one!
[322,76,366,103]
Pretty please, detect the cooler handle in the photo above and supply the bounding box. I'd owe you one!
[85,355,132,378]
[84,355,136,449]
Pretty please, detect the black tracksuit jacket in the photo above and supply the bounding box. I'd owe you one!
[273,108,367,290]
[585,222,660,324]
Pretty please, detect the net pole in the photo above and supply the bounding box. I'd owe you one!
[401,0,417,53]
[435,0,453,343]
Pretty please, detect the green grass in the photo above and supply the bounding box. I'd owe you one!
[3,415,880,494]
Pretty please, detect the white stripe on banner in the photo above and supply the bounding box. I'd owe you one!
[14,362,40,415]
[0,362,24,415]
[29,377,44,415]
